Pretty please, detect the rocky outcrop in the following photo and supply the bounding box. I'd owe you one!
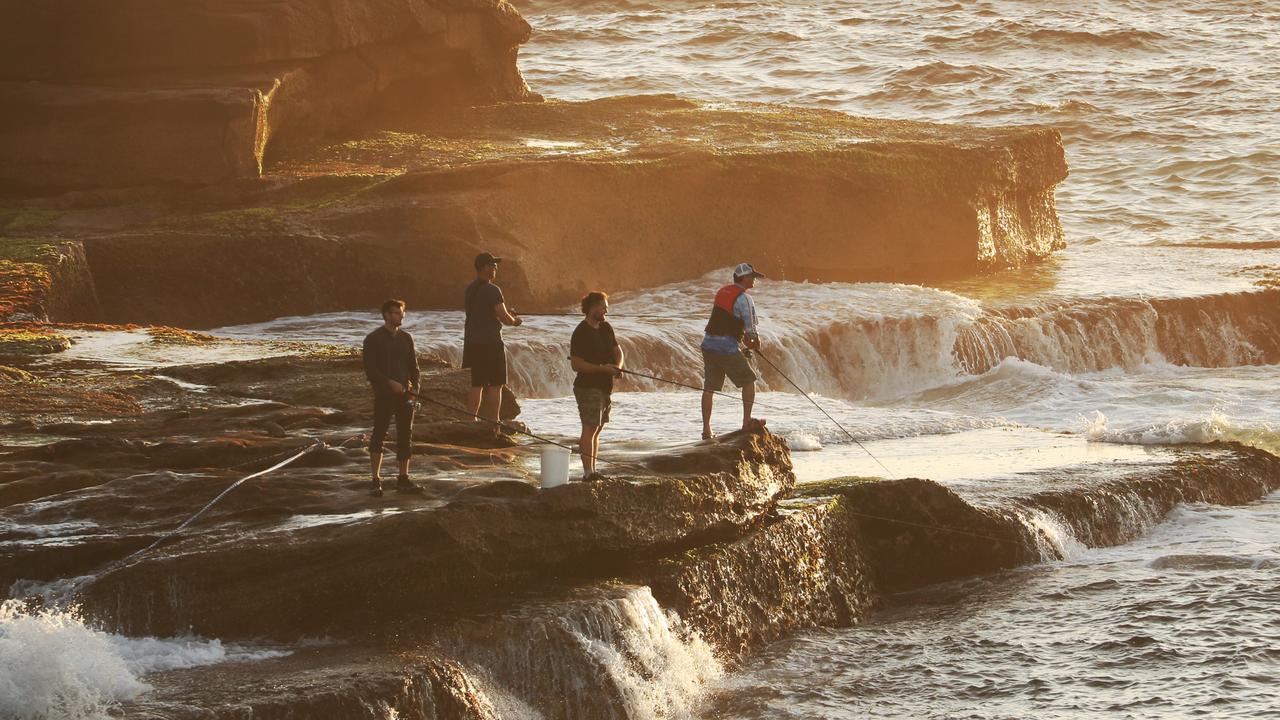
[76,428,791,637]
[652,478,1037,659]
[0,240,98,323]
[0,0,535,190]
[651,447,1280,661]
[8,97,1068,326]
[123,645,502,720]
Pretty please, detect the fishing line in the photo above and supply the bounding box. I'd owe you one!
[517,312,695,321]
[82,433,365,587]
[756,350,898,479]
[410,392,650,474]
[411,392,574,451]
[620,368,784,410]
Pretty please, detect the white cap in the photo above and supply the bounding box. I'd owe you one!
[733,262,765,280]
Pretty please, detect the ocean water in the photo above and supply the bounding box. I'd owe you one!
[0,595,288,720]
[507,1,1280,715]
[704,492,1280,720]
[12,1,1280,717]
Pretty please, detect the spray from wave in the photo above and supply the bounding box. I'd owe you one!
[0,599,288,720]
[1084,409,1280,458]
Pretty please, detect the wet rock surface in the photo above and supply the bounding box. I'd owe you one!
[123,644,502,720]
[6,329,1280,718]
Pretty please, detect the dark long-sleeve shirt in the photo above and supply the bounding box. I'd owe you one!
[362,326,419,394]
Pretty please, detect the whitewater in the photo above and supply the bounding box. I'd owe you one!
[6,0,1280,717]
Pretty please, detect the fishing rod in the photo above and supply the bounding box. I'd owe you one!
[755,350,898,480]
[620,368,782,409]
[408,391,651,474]
[409,391,574,452]
[516,312,695,321]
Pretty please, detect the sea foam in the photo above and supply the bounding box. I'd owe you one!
[0,599,288,720]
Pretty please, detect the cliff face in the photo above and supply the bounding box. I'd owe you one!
[0,0,535,190]
[5,97,1068,327]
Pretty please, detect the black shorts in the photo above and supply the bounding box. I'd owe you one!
[462,342,507,388]
[370,390,414,457]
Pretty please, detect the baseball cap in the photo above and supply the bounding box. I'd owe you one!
[474,252,503,270]
[733,262,765,280]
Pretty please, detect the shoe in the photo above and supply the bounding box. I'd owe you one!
[395,474,425,494]
[369,479,384,497]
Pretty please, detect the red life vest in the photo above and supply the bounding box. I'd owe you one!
[705,284,747,340]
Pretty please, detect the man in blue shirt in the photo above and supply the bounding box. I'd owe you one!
[701,263,765,439]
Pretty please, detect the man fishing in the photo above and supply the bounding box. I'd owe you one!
[569,291,624,481]
[362,299,424,496]
[463,252,522,435]
[701,262,766,439]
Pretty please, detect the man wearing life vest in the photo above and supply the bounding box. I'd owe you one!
[701,262,765,439]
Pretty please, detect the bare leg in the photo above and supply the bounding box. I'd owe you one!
[580,425,598,475]
[741,382,756,431]
[397,455,410,477]
[701,391,714,439]
[591,425,603,474]
[467,386,483,420]
[481,386,503,432]
[370,451,383,480]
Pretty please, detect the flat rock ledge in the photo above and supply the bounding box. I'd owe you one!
[6,96,1068,327]
[79,428,794,638]
[0,0,535,190]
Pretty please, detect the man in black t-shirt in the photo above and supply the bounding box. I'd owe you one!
[361,299,424,496]
[569,291,624,481]
[463,252,522,435]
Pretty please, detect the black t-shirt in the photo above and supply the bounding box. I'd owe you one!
[570,320,619,392]
[362,326,419,394]
[464,279,505,345]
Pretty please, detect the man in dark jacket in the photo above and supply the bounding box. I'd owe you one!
[362,299,424,496]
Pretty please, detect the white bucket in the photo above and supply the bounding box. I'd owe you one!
[539,445,571,489]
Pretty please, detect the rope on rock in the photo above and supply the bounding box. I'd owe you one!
[92,434,365,581]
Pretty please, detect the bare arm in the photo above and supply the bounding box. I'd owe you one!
[494,302,522,326]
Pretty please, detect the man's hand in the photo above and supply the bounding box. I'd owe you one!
[745,336,762,352]
[513,315,523,326]
[603,363,623,377]
[388,380,405,395]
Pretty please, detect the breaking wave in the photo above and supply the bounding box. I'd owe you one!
[0,600,288,720]
[1084,409,1280,458]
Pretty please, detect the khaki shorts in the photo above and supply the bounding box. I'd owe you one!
[574,387,612,427]
[702,349,758,391]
